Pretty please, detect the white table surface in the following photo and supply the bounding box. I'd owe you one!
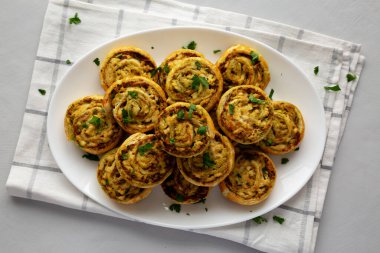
[1,0,379,252]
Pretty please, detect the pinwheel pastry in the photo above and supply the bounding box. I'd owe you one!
[115,133,173,188]
[100,46,157,91]
[165,57,223,111]
[177,132,235,187]
[155,102,216,158]
[216,85,274,144]
[103,76,167,134]
[161,165,210,204]
[216,44,270,91]
[64,95,123,155]
[154,49,205,88]
[258,101,305,154]
[97,148,152,204]
[219,150,276,205]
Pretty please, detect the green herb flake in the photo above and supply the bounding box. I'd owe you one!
[195,61,202,70]
[177,109,185,120]
[163,64,170,74]
[81,123,89,129]
[104,178,109,185]
[150,66,161,77]
[82,153,99,161]
[93,58,100,66]
[324,84,341,91]
[88,116,101,127]
[138,143,154,156]
[262,167,268,178]
[191,75,201,90]
[252,216,268,224]
[122,153,129,160]
[186,40,197,50]
[273,215,285,224]
[295,147,300,151]
[122,108,130,124]
[281,158,289,164]
[69,13,81,25]
[66,59,72,65]
[248,94,265,104]
[268,89,274,100]
[346,72,357,82]
[169,203,181,213]
[188,104,197,119]
[169,138,176,144]
[128,91,138,98]
[176,194,184,202]
[266,139,273,146]
[213,49,221,54]
[199,76,209,89]
[203,153,216,168]
[229,104,234,115]
[314,66,319,75]
[38,89,46,96]
[197,126,207,135]
[250,51,259,64]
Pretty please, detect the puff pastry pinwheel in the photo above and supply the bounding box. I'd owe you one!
[154,49,205,88]
[258,101,305,154]
[100,46,157,91]
[103,76,167,134]
[97,148,152,204]
[155,102,216,158]
[165,57,223,111]
[217,85,274,144]
[115,133,173,188]
[219,150,276,205]
[216,44,270,91]
[177,132,235,187]
[161,166,209,204]
[64,95,123,155]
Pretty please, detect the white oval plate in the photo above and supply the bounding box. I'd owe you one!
[47,27,326,229]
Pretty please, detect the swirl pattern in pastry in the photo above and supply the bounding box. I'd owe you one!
[177,132,235,187]
[115,133,173,188]
[64,95,123,155]
[155,102,216,158]
[219,150,276,205]
[217,85,274,144]
[258,101,305,154]
[103,76,167,134]
[100,46,156,91]
[216,44,270,91]
[97,148,152,204]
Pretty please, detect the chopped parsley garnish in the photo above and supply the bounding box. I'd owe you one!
[250,51,259,64]
[163,64,170,74]
[69,13,81,25]
[213,49,221,54]
[122,153,129,160]
[268,89,274,100]
[150,66,161,77]
[104,178,109,185]
[191,75,209,90]
[248,94,265,104]
[81,123,89,129]
[198,198,206,204]
[93,58,100,66]
[66,59,72,65]
[281,158,289,164]
[266,139,273,146]
[252,216,267,224]
[197,126,207,135]
[122,108,131,124]
[38,89,46,96]
[346,72,357,82]
[262,167,269,178]
[314,66,319,75]
[177,109,185,120]
[169,203,181,213]
[273,215,285,224]
[195,61,202,70]
[169,138,176,144]
[203,153,216,167]
[199,76,209,89]
[295,147,300,151]
[186,40,197,50]
[128,91,138,98]
[176,194,184,202]
[82,153,99,161]
[138,143,154,155]
[229,104,234,115]
[88,116,101,127]
[324,84,341,91]
[188,104,196,119]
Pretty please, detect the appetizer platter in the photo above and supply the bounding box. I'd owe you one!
[47,27,326,229]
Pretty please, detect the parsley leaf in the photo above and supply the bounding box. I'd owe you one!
[229,104,234,115]
[177,109,185,120]
[268,89,274,100]
[186,41,197,50]
[128,91,138,98]
[122,153,129,160]
[188,104,196,119]
[346,72,357,82]
[138,143,154,155]
[199,76,209,89]
[203,153,216,167]
[295,147,300,151]
[314,66,319,75]
[281,158,289,164]
[170,138,176,144]
[262,167,269,178]
[213,49,221,54]
[150,66,161,77]
[197,126,207,135]
[81,123,89,129]
[163,64,170,74]
[250,51,259,64]
[248,94,265,104]
[324,84,341,91]
[82,153,99,161]
[195,61,202,70]
[252,216,267,224]
[122,109,131,124]
[169,203,181,213]
[38,89,46,96]
[69,13,81,25]
[176,194,184,202]
[93,58,100,66]
[191,75,201,90]
[273,215,285,224]
[88,116,101,127]
[66,59,72,65]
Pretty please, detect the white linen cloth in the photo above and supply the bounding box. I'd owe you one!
[6,0,365,252]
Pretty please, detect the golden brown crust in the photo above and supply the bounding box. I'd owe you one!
[219,150,276,205]
[216,44,270,91]
[165,57,223,111]
[177,132,235,187]
[217,85,274,144]
[100,46,156,91]
[258,101,305,154]
[156,49,205,88]
[161,165,209,204]
[115,133,173,188]
[97,148,152,204]
[64,95,123,155]
[155,102,216,158]
[103,76,167,134]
